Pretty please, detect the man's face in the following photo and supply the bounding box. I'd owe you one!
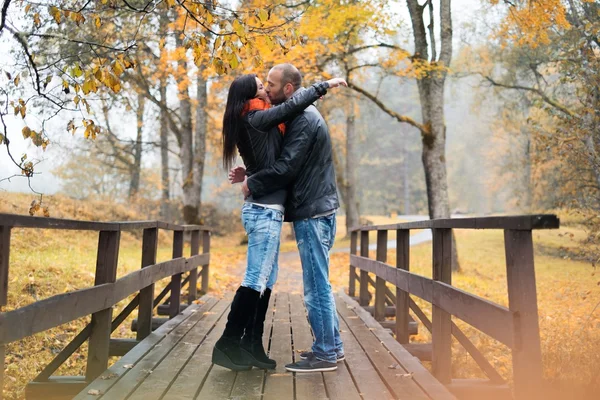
[266,68,291,105]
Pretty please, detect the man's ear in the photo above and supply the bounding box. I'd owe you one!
[284,82,294,96]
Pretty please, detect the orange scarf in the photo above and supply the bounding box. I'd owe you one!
[242,98,286,135]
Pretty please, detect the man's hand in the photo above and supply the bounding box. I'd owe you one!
[326,77,348,88]
[242,177,251,198]
[229,166,246,184]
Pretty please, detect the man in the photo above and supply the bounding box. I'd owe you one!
[242,63,345,372]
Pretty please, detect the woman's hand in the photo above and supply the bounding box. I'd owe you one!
[229,166,246,184]
[326,78,348,88]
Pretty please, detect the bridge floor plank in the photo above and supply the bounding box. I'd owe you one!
[76,291,455,400]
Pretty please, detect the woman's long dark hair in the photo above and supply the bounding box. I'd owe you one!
[222,74,258,170]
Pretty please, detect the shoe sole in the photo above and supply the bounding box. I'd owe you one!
[240,347,276,370]
[212,346,252,371]
[300,355,345,363]
[285,365,338,373]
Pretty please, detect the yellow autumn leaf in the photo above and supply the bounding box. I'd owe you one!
[22,126,32,139]
[13,75,20,86]
[73,95,80,106]
[25,4,31,14]
[258,9,268,23]
[232,19,245,37]
[95,16,101,29]
[72,64,83,77]
[112,60,124,76]
[33,13,40,27]
[82,80,92,94]
[49,6,61,24]
[229,53,240,69]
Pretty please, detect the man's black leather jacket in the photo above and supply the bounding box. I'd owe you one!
[246,85,339,221]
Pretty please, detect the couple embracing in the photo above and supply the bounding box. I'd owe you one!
[212,63,347,373]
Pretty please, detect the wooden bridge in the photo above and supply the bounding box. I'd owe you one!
[0,213,560,399]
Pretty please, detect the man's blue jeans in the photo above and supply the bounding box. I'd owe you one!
[241,203,282,295]
[293,213,344,363]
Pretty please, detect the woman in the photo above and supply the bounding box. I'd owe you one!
[212,73,347,371]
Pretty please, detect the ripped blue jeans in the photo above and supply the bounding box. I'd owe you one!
[241,203,283,295]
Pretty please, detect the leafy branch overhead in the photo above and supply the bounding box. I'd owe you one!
[0,0,300,178]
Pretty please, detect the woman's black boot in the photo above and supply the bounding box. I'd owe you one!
[240,288,276,369]
[212,286,260,371]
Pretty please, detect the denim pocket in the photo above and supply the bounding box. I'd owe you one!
[241,207,259,234]
[318,215,335,249]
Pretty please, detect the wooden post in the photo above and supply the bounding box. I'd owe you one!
[505,229,543,400]
[201,231,210,294]
[375,230,388,321]
[137,228,158,341]
[0,225,11,399]
[432,228,452,384]
[188,230,200,303]
[396,229,410,344]
[86,230,120,381]
[170,230,184,319]
[359,231,370,306]
[349,231,358,297]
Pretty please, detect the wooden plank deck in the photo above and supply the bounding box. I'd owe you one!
[75,292,455,400]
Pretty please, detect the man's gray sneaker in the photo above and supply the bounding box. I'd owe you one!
[299,351,345,362]
[285,354,337,372]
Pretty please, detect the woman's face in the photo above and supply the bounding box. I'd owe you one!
[255,77,269,103]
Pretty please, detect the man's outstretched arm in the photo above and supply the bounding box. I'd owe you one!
[245,116,313,198]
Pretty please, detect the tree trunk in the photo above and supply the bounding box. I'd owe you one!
[193,66,207,224]
[129,92,144,199]
[174,34,197,225]
[344,111,360,235]
[159,80,170,220]
[407,0,460,271]
[401,133,411,215]
[158,12,170,220]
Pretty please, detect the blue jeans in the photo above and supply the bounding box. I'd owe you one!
[294,213,343,363]
[241,203,283,295]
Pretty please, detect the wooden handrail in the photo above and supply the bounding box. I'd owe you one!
[0,213,212,395]
[0,213,211,232]
[350,255,515,347]
[348,214,559,399]
[350,214,559,232]
[0,255,212,344]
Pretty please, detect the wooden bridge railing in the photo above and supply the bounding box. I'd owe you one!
[0,213,211,400]
[348,215,560,400]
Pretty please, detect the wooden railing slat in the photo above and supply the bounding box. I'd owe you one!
[375,230,388,321]
[137,228,158,341]
[201,231,210,294]
[396,229,410,344]
[359,231,370,306]
[349,231,358,297]
[350,214,559,232]
[86,230,120,381]
[188,230,200,303]
[505,229,543,400]
[432,228,452,384]
[169,231,184,319]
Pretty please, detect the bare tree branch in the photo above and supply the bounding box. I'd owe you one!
[483,75,578,118]
[347,81,427,135]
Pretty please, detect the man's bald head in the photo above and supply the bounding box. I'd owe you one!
[266,63,302,104]
[272,63,302,91]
